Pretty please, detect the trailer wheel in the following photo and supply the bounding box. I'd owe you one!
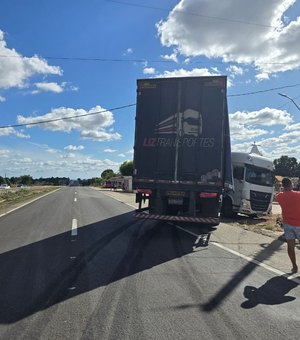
[221,197,236,218]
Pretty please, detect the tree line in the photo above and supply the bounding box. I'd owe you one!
[0,161,134,187]
[1,156,297,187]
[273,156,300,177]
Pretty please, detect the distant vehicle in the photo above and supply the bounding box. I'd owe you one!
[16,184,26,188]
[133,76,232,225]
[69,180,79,186]
[103,180,113,189]
[0,184,11,189]
[222,152,275,217]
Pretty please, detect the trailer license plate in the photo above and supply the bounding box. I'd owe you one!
[166,191,185,197]
[168,198,183,205]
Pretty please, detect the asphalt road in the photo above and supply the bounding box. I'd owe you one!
[0,187,299,340]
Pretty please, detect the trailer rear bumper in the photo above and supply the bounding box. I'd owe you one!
[134,210,219,225]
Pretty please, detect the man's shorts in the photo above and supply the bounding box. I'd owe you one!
[283,223,300,240]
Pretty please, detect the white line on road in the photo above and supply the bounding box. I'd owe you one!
[174,224,300,284]
[74,197,77,202]
[168,222,198,237]
[71,218,78,236]
[0,188,61,218]
[210,241,300,284]
[93,191,299,283]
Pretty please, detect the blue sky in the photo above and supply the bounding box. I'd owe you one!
[1,0,300,179]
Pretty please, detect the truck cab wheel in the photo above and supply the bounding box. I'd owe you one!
[222,197,236,218]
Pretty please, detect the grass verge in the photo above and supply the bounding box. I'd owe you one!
[0,186,59,216]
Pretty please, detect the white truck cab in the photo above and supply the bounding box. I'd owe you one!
[222,152,274,217]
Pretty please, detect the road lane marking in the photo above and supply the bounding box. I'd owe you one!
[90,189,300,283]
[71,218,78,236]
[74,197,77,202]
[168,222,198,237]
[173,224,300,284]
[96,189,137,209]
[0,188,61,218]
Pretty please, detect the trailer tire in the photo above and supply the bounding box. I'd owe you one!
[221,197,236,218]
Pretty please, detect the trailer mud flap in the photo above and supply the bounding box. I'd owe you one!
[134,210,219,224]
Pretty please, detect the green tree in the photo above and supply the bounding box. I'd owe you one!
[119,161,133,176]
[273,156,299,177]
[101,169,115,180]
[18,175,33,186]
[295,163,300,179]
[90,177,103,186]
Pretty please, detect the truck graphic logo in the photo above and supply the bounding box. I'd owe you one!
[155,109,202,137]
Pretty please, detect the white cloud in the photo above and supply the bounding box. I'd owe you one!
[64,145,85,151]
[231,132,300,160]
[81,130,121,141]
[0,95,5,102]
[143,67,156,74]
[0,30,62,90]
[255,72,270,81]
[0,149,9,157]
[251,130,300,159]
[230,107,292,126]
[229,104,300,160]
[123,48,133,56]
[157,0,300,77]
[126,149,134,154]
[156,67,220,78]
[230,124,269,141]
[118,153,126,157]
[69,85,79,91]
[17,105,122,141]
[60,153,76,159]
[46,148,58,154]
[227,65,244,77]
[0,141,123,178]
[161,52,178,63]
[0,126,30,138]
[32,82,78,94]
[34,82,64,93]
[229,107,292,142]
[104,148,117,153]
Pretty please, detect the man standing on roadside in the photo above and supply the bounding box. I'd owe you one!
[276,178,300,274]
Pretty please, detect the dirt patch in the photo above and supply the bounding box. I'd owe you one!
[221,213,284,239]
[0,186,59,216]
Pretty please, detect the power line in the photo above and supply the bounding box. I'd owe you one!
[0,54,298,66]
[0,104,136,129]
[228,83,300,97]
[1,83,300,130]
[0,55,170,64]
[105,0,279,29]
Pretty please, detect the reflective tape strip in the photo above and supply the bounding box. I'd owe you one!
[134,212,219,224]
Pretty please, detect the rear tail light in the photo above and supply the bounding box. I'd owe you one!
[199,192,218,198]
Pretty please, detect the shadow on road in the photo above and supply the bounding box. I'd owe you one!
[0,206,292,322]
[241,275,299,309]
[0,212,213,324]
[201,237,287,312]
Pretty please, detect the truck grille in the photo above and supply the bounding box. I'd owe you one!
[250,190,271,212]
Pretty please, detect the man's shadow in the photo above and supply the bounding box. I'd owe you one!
[241,275,299,309]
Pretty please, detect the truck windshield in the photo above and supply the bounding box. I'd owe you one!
[245,165,274,187]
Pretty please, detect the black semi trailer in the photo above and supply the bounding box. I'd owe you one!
[133,76,232,225]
